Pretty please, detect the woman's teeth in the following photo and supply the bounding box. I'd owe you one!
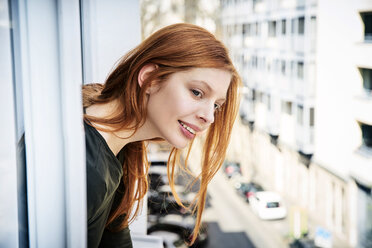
[180,121,196,134]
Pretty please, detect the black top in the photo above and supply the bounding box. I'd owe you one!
[85,121,133,248]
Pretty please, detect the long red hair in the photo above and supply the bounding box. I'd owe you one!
[83,23,241,244]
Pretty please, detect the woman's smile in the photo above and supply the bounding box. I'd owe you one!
[179,120,196,139]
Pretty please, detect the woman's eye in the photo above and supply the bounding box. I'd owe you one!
[214,103,221,111]
[191,89,202,98]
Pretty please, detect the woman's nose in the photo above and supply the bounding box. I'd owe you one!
[198,102,215,124]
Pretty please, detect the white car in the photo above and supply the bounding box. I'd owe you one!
[249,191,287,220]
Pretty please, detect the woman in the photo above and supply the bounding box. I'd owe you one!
[83,23,241,247]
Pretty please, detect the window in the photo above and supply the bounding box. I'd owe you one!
[360,12,372,41]
[281,60,286,75]
[297,105,304,125]
[297,61,304,79]
[1,1,143,246]
[360,68,372,94]
[360,123,372,147]
[281,19,286,35]
[267,94,271,111]
[282,101,292,115]
[291,61,295,77]
[274,59,280,73]
[257,92,263,103]
[310,108,314,126]
[298,17,305,35]
[256,22,261,36]
[291,19,296,34]
[261,57,266,71]
[266,202,280,208]
[251,55,258,68]
[310,16,317,51]
[243,23,251,36]
[250,89,256,101]
[269,21,277,37]
[310,16,317,35]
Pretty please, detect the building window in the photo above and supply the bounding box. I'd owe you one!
[251,55,258,68]
[250,89,256,102]
[274,59,280,73]
[281,60,286,75]
[298,16,305,35]
[310,16,317,51]
[256,22,261,36]
[360,123,372,147]
[243,23,251,36]
[291,18,296,34]
[257,92,263,103]
[360,12,372,41]
[281,19,286,35]
[269,21,277,37]
[291,61,295,77]
[267,94,271,111]
[261,57,266,71]
[310,108,314,126]
[360,68,372,94]
[297,61,304,79]
[297,105,304,125]
[282,101,292,115]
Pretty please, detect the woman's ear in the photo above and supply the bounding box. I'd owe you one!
[138,64,158,93]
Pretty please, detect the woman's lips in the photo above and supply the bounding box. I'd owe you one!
[179,121,196,139]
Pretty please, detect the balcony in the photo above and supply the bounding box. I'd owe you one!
[254,102,268,130]
[295,78,316,100]
[278,36,291,52]
[266,110,280,136]
[279,112,296,147]
[294,62,316,100]
[278,74,295,98]
[253,1,267,13]
[353,94,372,125]
[350,146,372,186]
[294,35,305,54]
[295,124,314,154]
[354,43,372,67]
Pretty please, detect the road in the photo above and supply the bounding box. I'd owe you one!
[202,171,289,248]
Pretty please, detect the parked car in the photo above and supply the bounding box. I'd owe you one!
[223,161,241,179]
[150,160,167,167]
[148,214,208,248]
[289,238,316,248]
[236,181,264,203]
[249,191,287,220]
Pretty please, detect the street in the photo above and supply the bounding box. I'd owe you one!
[202,171,290,248]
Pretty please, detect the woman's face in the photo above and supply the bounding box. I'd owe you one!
[146,67,231,149]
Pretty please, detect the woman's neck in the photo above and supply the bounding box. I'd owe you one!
[85,101,158,156]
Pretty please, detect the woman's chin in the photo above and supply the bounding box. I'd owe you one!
[165,138,189,149]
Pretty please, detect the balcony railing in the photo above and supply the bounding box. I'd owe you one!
[295,124,314,154]
[350,146,372,186]
[353,94,372,124]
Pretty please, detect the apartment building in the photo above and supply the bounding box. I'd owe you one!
[220,0,372,247]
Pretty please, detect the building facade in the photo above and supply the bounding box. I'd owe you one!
[220,0,372,247]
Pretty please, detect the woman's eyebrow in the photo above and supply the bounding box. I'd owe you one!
[191,80,227,101]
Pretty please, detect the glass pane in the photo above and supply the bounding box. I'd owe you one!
[297,105,304,125]
[310,108,315,127]
[298,16,305,35]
